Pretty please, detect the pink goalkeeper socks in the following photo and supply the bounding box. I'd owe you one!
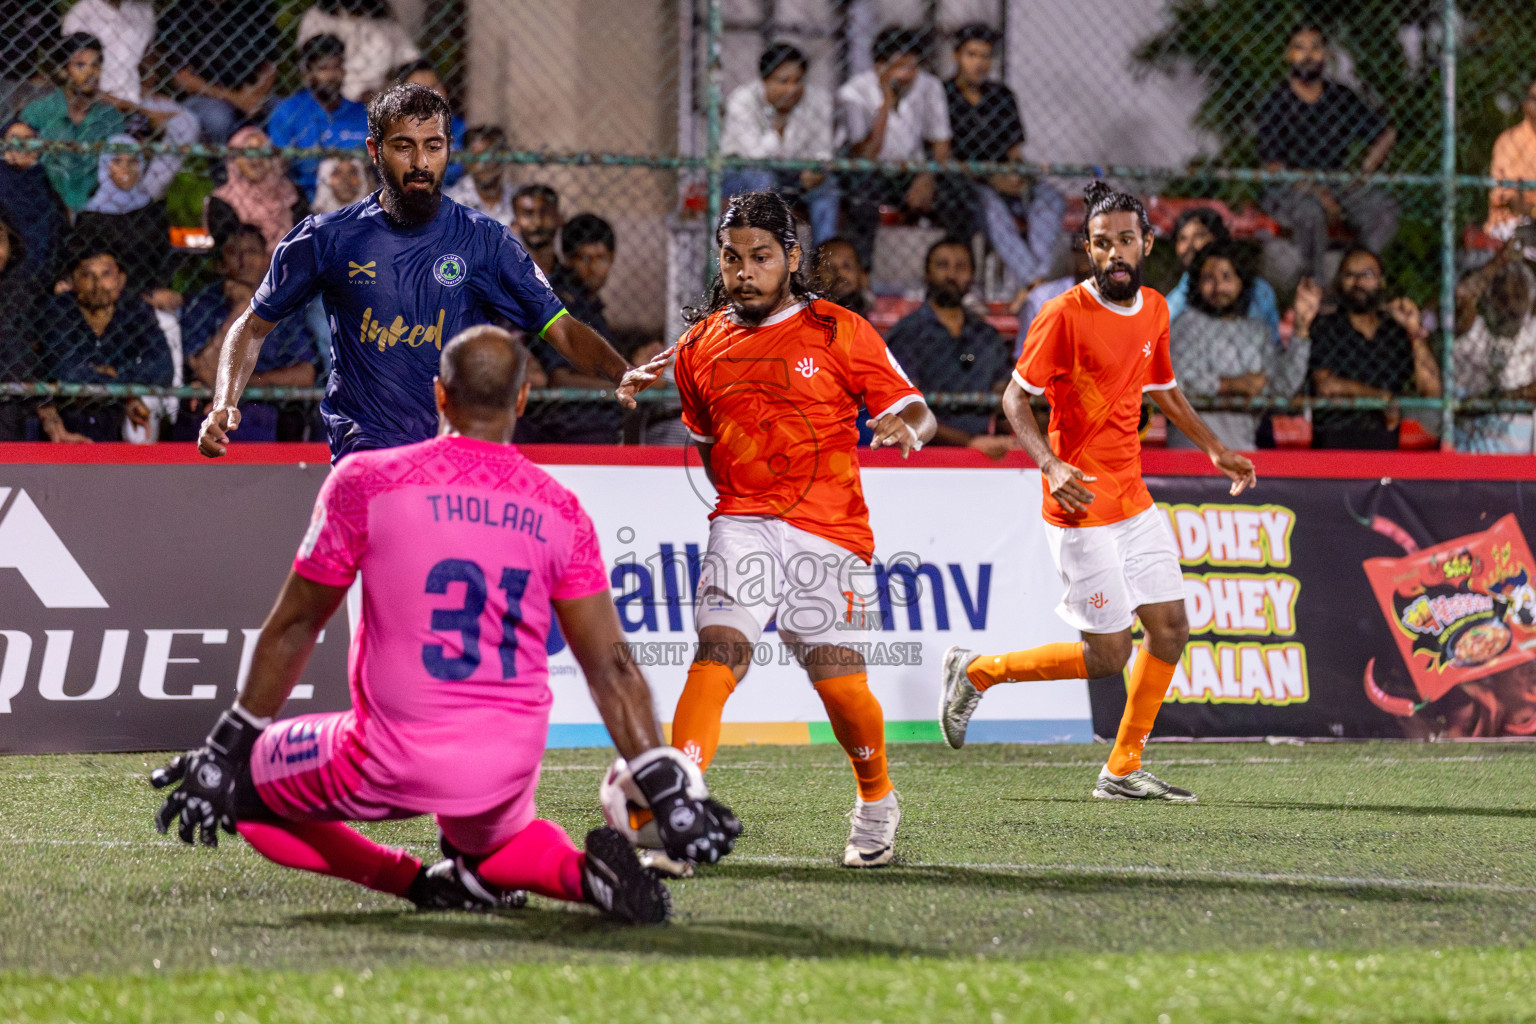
[472,818,586,902]
[238,820,422,897]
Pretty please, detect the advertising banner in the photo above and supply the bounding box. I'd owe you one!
[0,458,1088,753]
[1088,476,1536,741]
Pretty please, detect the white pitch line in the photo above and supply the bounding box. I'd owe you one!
[729,855,1536,896]
[4,840,1533,897]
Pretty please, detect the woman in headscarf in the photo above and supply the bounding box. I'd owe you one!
[74,135,172,299]
[0,118,66,293]
[205,125,307,252]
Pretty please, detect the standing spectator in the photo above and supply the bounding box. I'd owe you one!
[446,125,514,226]
[1167,240,1281,451]
[531,213,623,444]
[74,136,173,301]
[884,237,1014,457]
[20,34,126,213]
[1486,78,1536,241]
[298,0,419,104]
[205,126,307,252]
[721,43,838,246]
[0,215,38,439]
[814,236,873,317]
[1451,246,1536,452]
[312,156,368,214]
[1257,25,1398,282]
[267,34,369,199]
[837,26,952,270]
[62,0,155,106]
[1165,206,1281,344]
[158,0,280,143]
[936,23,1064,305]
[38,240,172,442]
[179,224,316,442]
[0,119,66,297]
[0,2,59,118]
[387,58,465,185]
[1307,246,1440,449]
[512,183,561,276]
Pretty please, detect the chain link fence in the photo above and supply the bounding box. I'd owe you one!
[0,0,1529,450]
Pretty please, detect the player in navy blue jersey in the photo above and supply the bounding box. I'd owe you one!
[197,83,659,460]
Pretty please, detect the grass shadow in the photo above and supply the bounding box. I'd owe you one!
[1000,795,1536,820]
[283,905,924,958]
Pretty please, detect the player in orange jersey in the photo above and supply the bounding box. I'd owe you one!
[939,181,1256,802]
[664,191,936,867]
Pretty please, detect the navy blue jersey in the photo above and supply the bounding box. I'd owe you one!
[250,193,567,459]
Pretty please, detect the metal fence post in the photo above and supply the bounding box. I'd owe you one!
[704,0,724,288]
[1439,0,1458,449]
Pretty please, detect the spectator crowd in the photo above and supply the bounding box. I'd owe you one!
[0,11,1530,451]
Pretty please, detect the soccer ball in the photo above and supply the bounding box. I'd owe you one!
[599,753,707,849]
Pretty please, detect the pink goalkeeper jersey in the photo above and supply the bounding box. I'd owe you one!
[291,434,608,815]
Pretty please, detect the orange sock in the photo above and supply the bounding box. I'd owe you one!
[1106,647,1178,776]
[966,642,1087,692]
[670,661,737,770]
[813,672,892,802]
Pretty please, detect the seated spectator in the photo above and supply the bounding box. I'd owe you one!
[312,156,369,214]
[21,34,126,213]
[721,43,838,245]
[814,236,873,317]
[1165,206,1281,344]
[177,224,317,442]
[159,0,281,143]
[132,54,201,201]
[512,183,561,276]
[388,58,465,185]
[529,213,623,444]
[1167,239,1296,451]
[1486,79,1536,242]
[1307,246,1440,449]
[267,34,369,199]
[446,125,514,226]
[1257,25,1397,283]
[298,0,419,104]
[0,214,38,439]
[936,23,1064,305]
[0,119,66,297]
[206,126,308,253]
[1016,242,1093,357]
[837,26,952,270]
[62,0,155,106]
[883,237,1014,457]
[1450,245,1536,452]
[0,2,60,118]
[74,136,173,303]
[38,239,172,442]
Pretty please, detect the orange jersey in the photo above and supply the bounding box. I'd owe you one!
[673,300,923,561]
[1013,281,1174,528]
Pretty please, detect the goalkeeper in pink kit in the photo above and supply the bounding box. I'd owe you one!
[151,325,740,924]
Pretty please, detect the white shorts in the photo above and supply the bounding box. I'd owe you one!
[1043,505,1185,634]
[694,516,878,647]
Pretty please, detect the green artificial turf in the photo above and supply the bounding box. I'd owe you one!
[4,742,1536,1021]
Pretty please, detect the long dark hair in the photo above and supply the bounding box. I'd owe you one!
[683,190,837,344]
[1186,238,1253,317]
[1081,180,1152,241]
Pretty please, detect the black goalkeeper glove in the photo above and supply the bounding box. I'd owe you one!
[629,746,743,866]
[151,705,268,847]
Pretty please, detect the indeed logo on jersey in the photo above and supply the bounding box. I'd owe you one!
[358,307,448,353]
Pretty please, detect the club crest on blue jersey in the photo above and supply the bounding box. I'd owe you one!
[434,253,468,287]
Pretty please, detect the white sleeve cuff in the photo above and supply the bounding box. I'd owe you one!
[870,393,925,421]
[1011,369,1045,396]
[1142,379,1178,392]
[687,430,716,443]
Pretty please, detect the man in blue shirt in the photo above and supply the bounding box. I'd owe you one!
[267,34,369,199]
[198,83,650,461]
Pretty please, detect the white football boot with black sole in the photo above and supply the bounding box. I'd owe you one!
[1092,767,1197,803]
[843,791,900,867]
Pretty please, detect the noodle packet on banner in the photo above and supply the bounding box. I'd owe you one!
[1363,514,1536,701]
